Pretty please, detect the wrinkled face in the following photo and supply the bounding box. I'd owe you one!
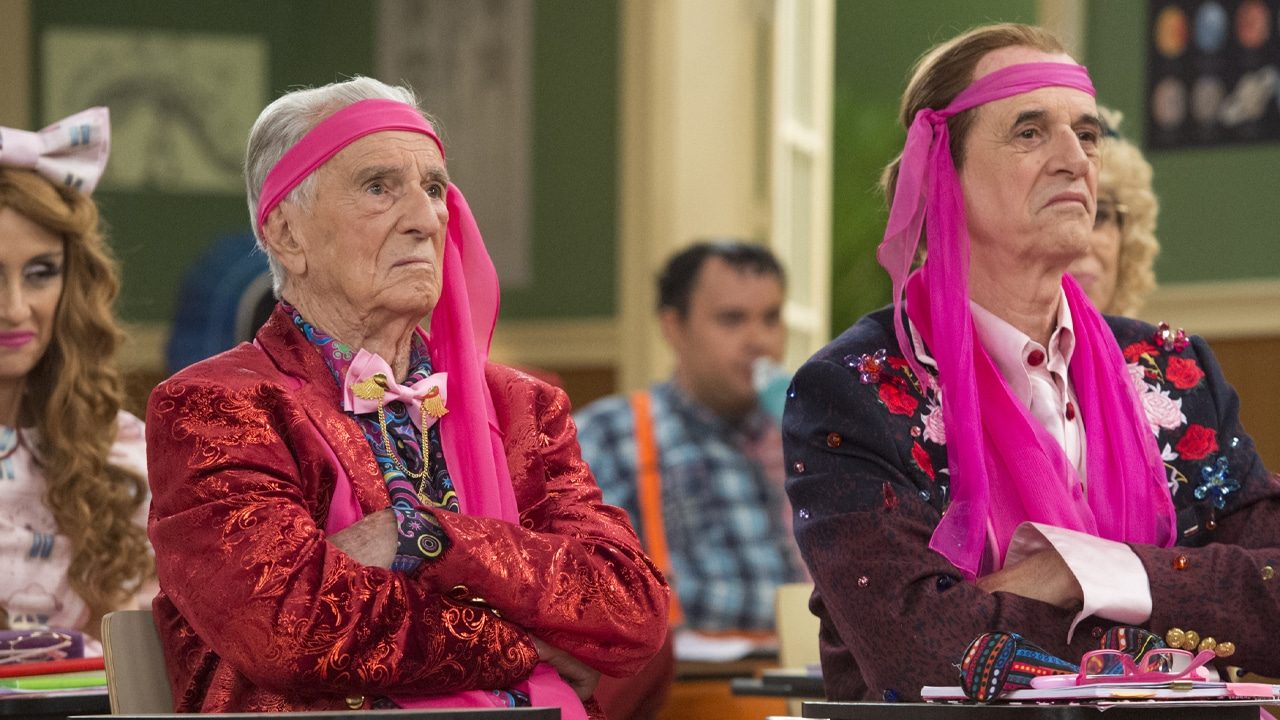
[662,257,785,418]
[0,207,64,388]
[1068,195,1124,311]
[960,47,1102,274]
[282,130,449,321]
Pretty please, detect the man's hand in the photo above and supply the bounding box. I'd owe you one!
[975,548,1083,610]
[328,508,397,568]
[533,637,600,701]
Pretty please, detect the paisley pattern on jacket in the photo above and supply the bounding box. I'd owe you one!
[783,307,1280,702]
[146,306,669,713]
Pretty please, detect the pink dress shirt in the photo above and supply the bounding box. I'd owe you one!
[915,292,1153,640]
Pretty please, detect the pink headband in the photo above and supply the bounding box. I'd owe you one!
[876,62,1174,579]
[255,98,444,231]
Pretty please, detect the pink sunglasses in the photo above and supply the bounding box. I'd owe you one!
[1031,648,1216,689]
[1078,648,1216,684]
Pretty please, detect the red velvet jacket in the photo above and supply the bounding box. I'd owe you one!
[146,309,668,713]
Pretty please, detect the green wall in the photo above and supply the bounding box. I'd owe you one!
[830,0,1037,336]
[32,0,376,323]
[31,0,617,324]
[1085,0,1280,285]
[511,0,618,320]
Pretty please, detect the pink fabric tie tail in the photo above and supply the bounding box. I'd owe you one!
[878,63,1175,579]
[264,97,585,718]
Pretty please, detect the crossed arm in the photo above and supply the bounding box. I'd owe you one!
[148,374,667,699]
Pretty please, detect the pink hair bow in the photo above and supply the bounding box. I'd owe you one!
[342,349,448,431]
[0,107,111,194]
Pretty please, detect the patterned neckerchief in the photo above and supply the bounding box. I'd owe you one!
[286,303,459,513]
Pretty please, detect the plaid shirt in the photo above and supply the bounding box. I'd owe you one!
[574,382,801,631]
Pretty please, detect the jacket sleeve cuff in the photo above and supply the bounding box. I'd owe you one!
[1006,521,1152,643]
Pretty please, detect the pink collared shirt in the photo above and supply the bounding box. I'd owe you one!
[912,292,1152,639]
[969,292,1152,639]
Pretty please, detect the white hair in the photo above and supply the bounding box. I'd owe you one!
[243,76,429,294]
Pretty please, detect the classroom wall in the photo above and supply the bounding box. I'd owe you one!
[25,0,618,327]
[1086,0,1280,285]
[829,0,1039,335]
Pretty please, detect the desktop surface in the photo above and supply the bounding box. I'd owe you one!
[801,699,1268,719]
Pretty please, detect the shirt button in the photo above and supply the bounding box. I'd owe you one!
[1065,401,1076,421]
[826,432,843,448]
[1027,349,1046,367]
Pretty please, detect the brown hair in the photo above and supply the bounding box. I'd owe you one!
[0,168,152,627]
[880,23,1066,205]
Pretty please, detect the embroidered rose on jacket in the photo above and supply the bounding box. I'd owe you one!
[911,441,935,481]
[1123,340,1158,363]
[922,397,946,445]
[878,380,919,416]
[1175,424,1218,461]
[1128,363,1185,433]
[1166,356,1205,390]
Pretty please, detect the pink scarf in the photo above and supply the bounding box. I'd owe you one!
[263,98,585,717]
[879,63,1176,579]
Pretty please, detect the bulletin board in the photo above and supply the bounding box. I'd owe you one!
[1146,0,1280,149]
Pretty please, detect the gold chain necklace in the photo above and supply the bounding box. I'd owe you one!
[375,398,431,480]
[351,373,448,484]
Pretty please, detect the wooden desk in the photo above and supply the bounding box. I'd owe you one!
[730,672,825,698]
[659,657,787,720]
[0,688,109,719]
[801,700,1268,719]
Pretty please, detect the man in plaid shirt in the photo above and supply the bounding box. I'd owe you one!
[575,241,804,632]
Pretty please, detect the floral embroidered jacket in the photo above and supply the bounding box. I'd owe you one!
[784,306,1280,702]
[146,309,668,713]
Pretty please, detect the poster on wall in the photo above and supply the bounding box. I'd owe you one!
[1147,0,1280,149]
[43,29,266,193]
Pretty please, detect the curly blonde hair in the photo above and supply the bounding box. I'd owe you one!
[1097,108,1160,316]
[0,168,152,628]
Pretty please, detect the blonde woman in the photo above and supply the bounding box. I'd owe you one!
[1068,107,1160,315]
[0,109,152,649]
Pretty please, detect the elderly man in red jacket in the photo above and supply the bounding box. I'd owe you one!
[146,76,668,716]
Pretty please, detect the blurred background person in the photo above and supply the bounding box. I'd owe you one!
[577,240,804,636]
[1068,107,1159,316]
[0,109,152,648]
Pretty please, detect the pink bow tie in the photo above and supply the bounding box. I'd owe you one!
[342,349,448,431]
[0,107,110,195]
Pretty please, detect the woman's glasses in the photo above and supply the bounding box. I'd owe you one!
[1094,200,1128,231]
[1076,647,1216,685]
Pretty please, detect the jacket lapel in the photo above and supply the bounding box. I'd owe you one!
[254,305,390,516]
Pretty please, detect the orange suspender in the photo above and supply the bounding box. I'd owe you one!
[629,390,684,625]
